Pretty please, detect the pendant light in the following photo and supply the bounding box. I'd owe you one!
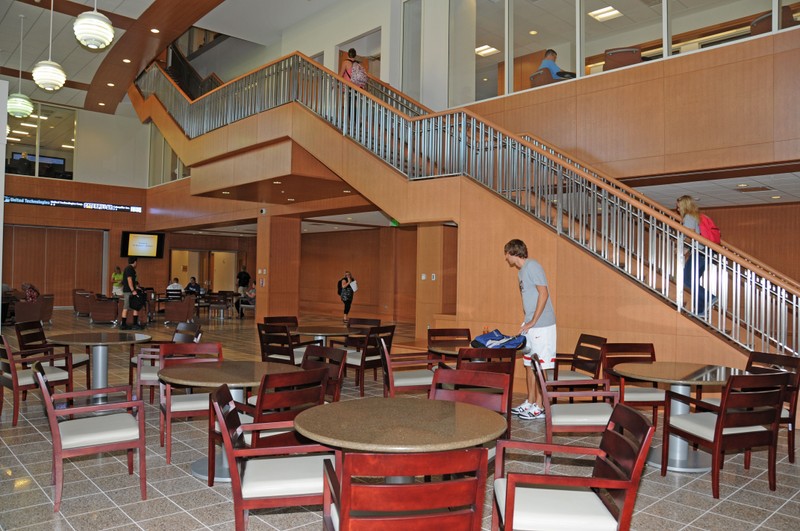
[7,15,34,119]
[32,0,67,91]
[74,0,114,50]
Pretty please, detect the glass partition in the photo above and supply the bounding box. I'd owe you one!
[148,124,190,186]
[512,0,576,90]
[5,103,75,179]
[670,0,771,54]
[402,0,422,101]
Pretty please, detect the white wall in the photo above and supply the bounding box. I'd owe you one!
[74,110,150,188]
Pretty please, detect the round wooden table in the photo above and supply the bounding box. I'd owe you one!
[50,332,151,401]
[294,396,507,453]
[610,361,743,472]
[159,360,302,482]
[427,340,472,358]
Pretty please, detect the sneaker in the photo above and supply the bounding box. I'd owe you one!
[511,400,532,415]
[519,404,546,420]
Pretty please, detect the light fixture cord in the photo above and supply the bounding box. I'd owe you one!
[18,14,24,92]
[48,0,54,61]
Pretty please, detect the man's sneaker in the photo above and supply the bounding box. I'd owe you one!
[519,404,546,420]
[511,400,532,415]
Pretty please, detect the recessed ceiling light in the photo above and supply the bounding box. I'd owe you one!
[287,198,295,202]
[588,6,623,22]
[771,195,782,199]
[475,45,501,57]
[20,122,37,128]
[107,82,115,87]
[346,217,353,221]
[98,102,105,106]
[29,114,48,120]
[61,144,74,149]
[736,183,749,188]
[343,189,351,194]
[222,191,230,195]
[6,137,21,142]
[150,28,160,34]
[11,130,29,135]
[482,77,488,81]
[529,30,538,35]
[273,181,282,184]
[122,58,131,63]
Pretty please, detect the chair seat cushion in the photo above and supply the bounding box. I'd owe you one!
[345,350,380,366]
[612,385,665,403]
[699,398,790,419]
[60,413,140,449]
[16,366,70,386]
[54,353,90,367]
[394,369,435,388]
[166,392,210,412]
[139,364,160,381]
[670,412,768,442]
[551,403,613,426]
[241,454,330,499]
[549,369,593,381]
[266,347,305,365]
[493,478,618,531]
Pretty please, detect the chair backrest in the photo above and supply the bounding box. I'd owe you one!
[13,300,43,324]
[31,361,64,448]
[456,347,516,377]
[257,323,295,362]
[165,289,183,300]
[333,447,487,530]
[600,342,656,384]
[429,367,510,419]
[211,384,247,488]
[591,404,656,530]
[379,338,434,398]
[745,351,800,415]
[717,372,791,437]
[15,320,48,349]
[569,333,607,378]
[428,327,471,347]
[301,345,346,402]
[1,335,18,379]
[346,317,380,330]
[174,321,202,343]
[530,67,556,87]
[159,341,223,368]
[362,324,396,355]
[40,295,55,322]
[263,315,299,327]
[250,367,328,443]
[603,47,642,71]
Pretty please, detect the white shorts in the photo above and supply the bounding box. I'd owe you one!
[522,324,557,369]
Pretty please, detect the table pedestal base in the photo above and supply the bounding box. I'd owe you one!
[90,345,109,404]
[646,445,712,473]
[191,453,231,483]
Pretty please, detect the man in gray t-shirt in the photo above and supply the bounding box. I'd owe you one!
[504,239,557,420]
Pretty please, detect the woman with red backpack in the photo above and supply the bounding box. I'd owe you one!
[677,195,719,317]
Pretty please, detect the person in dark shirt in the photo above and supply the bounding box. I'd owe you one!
[185,277,202,296]
[121,257,143,330]
[236,267,251,296]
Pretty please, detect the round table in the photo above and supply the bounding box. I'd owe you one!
[158,360,302,482]
[610,361,743,472]
[50,332,151,401]
[294,325,358,345]
[427,340,472,358]
[294,397,507,453]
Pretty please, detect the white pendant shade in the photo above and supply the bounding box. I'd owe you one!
[7,93,34,118]
[74,10,114,49]
[33,60,67,91]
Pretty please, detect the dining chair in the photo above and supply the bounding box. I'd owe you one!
[379,338,435,397]
[530,67,557,87]
[212,384,336,531]
[323,447,488,531]
[257,323,322,365]
[661,371,790,498]
[15,320,91,388]
[32,361,146,512]
[602,46,642,71]
[1,335,73,426]
[163,294,195,325]
[345,317,380,330]
[208,367,329,486]
[600,342,665,427]
[550,332,606,381]
[158,342,223,464]
[456,347,517,438]
[263,315,323,347]
[300,345,347,402]
[492,403,654,531]
[532,353,618,467]
[131,322,202,402]
[336,324,396,396]
[427,327,471,362]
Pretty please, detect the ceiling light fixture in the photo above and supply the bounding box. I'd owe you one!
[61,144,75,149]
[529,30,538,35]
[7,15,34,119]
[736,183,749,188]
[771,195,782,199]
[475,44,501,57]
[33,0,67,91]
[122,58,131,63]
[74,0,115,49]
[106,82,115,87]
[150,28,160,34]
[588,6,623,22]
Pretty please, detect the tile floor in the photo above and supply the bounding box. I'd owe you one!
[1,310,799,530]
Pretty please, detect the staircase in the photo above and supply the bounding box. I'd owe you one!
[134,51,800,355]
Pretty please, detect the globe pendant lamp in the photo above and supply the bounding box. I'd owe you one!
[74,0,114,49]
[8,14,34,119]
[33,0,67,91]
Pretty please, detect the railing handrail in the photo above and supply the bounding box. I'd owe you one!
[135,51,800,353]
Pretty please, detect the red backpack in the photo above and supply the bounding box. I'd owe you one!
[699,214,721,244]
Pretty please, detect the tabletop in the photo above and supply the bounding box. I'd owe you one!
[49,332,152,347]
[294,397,507,453]
[427,340,472,357]
[611,361,743,386]
[158,360,301,388]
[294,325,354,337]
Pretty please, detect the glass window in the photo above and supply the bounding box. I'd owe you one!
[582,0,661,74]
[5,102,75,179]
[148,124,189,186]
[402,0,422,101]
[670,0,770,55]
[513,0,576,89]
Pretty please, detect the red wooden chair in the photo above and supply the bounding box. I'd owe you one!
[212,384,336,531]
[15,320,90,389]
[33,361,146,512]
[492,404,654,531]
[323,447,487,530]
[300,345,347,402]
[600,342,665,427]
[263,315,325,347]
[133,322,202,402]
[456,347,517,437]
[427,327,471,362]
[258,323,322,365]
[380,338,435,397]
[336,324,395,396]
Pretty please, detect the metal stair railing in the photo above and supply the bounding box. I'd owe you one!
[135,51,800,354]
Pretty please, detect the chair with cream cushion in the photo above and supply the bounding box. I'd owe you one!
[132,322,202,403]
[340,324,395,396]
[263,316,324,347]
[15,320,91,389]
[1,335,73,426]
[549,333,606,383]
[158,342,223,464]
[661,371,790,498]
[323,447,487,531]
[33,361,146,512]
[380,338,435,397]
[600,342,665,427]
[457,347,517,438]
[258,323,322,365]
[301,345,347,403]
[492,403,654,531]
[212,384,336,531]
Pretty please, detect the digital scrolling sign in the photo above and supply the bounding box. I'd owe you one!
[4,195,142,213]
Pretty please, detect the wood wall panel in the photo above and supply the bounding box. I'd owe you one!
[74,231,104,295]
[11,227,47,296]
[268,217,302,317]
[45,229,78,304]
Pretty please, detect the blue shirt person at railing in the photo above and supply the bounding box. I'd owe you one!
[677,195,715,317]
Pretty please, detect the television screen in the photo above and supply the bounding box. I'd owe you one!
[120,232,165,258]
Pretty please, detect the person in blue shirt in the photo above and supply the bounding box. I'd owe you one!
[538,49,574,81]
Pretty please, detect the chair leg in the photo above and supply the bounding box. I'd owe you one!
[711,452,721,499]
[12,389,21,427]
[768,443,777,491]
[789,425,795,463]
[53,457,64,512]
[165,414,172,464]
[138,445,147,501]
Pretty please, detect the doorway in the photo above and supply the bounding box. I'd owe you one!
[171,250,239,293]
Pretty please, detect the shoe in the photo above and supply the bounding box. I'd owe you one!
[519,404,546,420]
[511,400,532,415]
[131,324,144,330]
[119,323,130,330]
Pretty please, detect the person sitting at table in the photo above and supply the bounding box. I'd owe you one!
[185,277,202,296]
[167,278,183,291]
[235,281,256,318]
[538,49,575,80]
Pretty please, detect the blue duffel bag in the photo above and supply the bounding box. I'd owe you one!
[470,329,526,350]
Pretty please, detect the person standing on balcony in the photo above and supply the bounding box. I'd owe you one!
[504,239,557,420]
